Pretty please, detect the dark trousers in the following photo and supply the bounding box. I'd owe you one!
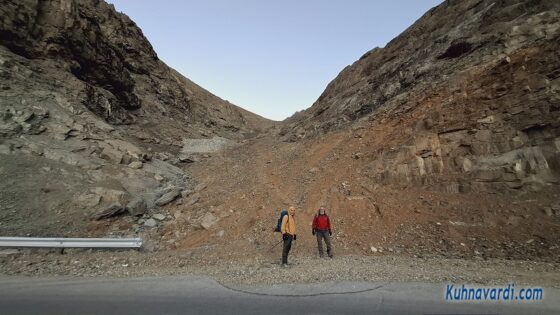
[316,230,333,257]
[282,234,293,264]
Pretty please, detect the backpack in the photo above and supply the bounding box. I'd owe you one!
[274,209,288,232]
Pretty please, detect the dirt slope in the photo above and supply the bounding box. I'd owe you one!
[151,0,560,262]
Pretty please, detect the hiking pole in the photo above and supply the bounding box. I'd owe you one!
[268,239,283,251]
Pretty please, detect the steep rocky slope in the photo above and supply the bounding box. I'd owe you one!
[281,0,560,195]
[163,0,559,262]
[0,0,272,236]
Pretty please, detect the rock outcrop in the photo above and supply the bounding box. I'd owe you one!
[282,0,560,194]
[0,0,273,236]
[0,0,271,138]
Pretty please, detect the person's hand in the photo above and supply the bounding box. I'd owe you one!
[312,229,316,236]
[329,230,332,236]
[282,234,288,241]
[294,235,297,241]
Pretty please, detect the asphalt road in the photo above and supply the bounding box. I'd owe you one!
[0,276,558,315]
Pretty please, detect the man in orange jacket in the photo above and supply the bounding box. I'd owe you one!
[312,206,333,258]
[280,206,297,267]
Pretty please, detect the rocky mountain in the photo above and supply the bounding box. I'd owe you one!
[169,0,559,261]
[281,0,560,194]
[0,0,272,236]
[0,0,558,262]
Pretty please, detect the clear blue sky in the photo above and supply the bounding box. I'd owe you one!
[108,1,442,121]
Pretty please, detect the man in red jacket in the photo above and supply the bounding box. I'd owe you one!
[312,206,333,258]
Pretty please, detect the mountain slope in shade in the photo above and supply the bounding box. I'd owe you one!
[0,0,272,237]
[0,0,272,140]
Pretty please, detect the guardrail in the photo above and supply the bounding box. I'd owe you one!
[0,237,142,249]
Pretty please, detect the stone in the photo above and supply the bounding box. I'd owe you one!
[194,182,207,192]
[75,194,101,207]
[506,181,523,189]
[98,146,124,164]
[128,161,143,169]
[155,188,181,206]
[152,213,166,221]
[0,144,12,154]
[157,152,169,161]
[92,203,126,220]
[420,150,433,158]
[178,154,196,163]
[126,197,147,216]
[217,230,225,237]
[477,115,496,124]
[200,213,218,230]
[502,173,517,182]
[120,153,131,166]
[462,158,473,172]
[154,174,164,182]
[543,207,553,216]
[186,193,200,206]
[474,130,492,142]
[370,246,378,253]
[181,189,193,199]
[144,218,157,227]
[92,187,130,206]
[475,169,503,182]
[143,159,185,182]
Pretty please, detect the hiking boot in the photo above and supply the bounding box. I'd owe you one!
[281,263,289,268]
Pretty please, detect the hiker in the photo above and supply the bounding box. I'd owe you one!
[280,206,297,267]
[312,206,333,258]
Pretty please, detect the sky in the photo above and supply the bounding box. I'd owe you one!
[108,1,442,121]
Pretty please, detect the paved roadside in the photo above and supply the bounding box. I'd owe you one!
[0,276,558,315]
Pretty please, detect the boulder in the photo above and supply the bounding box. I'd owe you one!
[155,188,181,206]
[92,203,126,220]
[98,146,124,164]
[178,154,197,163]
[128,161,143,169]
[92,187,130,206]
[152,213,166,221]
[75,194,101,208]
[144,218,157,227]
[126,197,147,216]
[200,213,218,230]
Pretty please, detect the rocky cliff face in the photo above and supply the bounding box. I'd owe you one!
[0,0,271,136]
[282,0,560,194]
[0,0,272,237]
